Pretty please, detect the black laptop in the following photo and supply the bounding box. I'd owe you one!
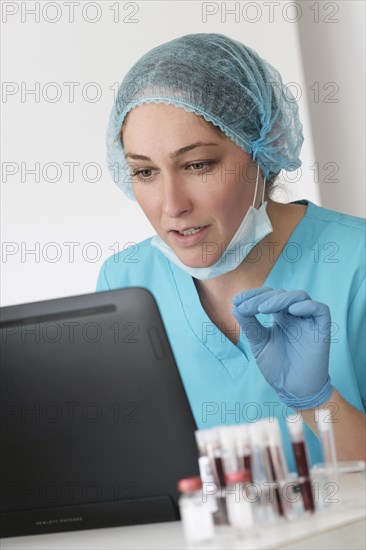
[0,287,200,538]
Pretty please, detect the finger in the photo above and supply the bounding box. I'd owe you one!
[288,300,330,320]
[257,290,310,314]
[235,289,284,315]
[232,308,270,347]
[231,286,273,306]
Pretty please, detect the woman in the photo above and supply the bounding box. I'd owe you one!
[97,33,365,470]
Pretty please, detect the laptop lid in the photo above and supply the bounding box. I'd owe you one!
[0,287,200,537]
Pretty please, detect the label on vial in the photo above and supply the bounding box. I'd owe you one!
[226,484,255,529]
[180,496,215,544]
[198,456,218,513]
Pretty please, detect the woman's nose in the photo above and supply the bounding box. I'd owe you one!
[161,177,192,218]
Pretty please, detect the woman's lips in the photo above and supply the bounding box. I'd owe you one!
[170,225,210,247]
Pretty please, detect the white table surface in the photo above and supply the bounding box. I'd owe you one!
[2,473,365,550]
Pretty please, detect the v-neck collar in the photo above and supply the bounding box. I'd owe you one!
[169,258,250,382]
[167,200,312,382]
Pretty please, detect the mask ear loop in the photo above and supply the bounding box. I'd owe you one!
[262,175,267,205]
[253,165,266,209]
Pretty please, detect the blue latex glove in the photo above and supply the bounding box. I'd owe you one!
[232,287,333,409]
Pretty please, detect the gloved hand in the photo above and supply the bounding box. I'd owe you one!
[232,287,333,409]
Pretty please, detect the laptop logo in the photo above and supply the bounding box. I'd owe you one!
[35,516,83,526]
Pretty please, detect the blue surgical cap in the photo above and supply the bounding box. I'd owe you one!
[106,33,304,200]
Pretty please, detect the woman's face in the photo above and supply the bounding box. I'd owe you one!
[122,103,258,268]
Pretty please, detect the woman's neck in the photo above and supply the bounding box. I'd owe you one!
[193,199,307,302]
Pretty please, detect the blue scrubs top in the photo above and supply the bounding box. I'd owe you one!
[95,200,366,471]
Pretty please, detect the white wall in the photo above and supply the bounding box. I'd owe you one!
[297,0,365,216]
[1,1,364,306]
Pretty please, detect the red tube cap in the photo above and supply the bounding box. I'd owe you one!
[177,476,202,493]
[225,470,250,485]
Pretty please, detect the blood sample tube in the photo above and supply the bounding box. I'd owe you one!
[286,415,315,513]
[199,428,229,525]
[218,425,239,475]
[234,423,253,482]
[262,419,289,518]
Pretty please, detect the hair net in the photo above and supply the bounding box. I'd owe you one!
[106,33,304,200]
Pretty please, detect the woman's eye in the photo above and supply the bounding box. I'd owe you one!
[187,161,215,173]
[131,168,154,181]
[131,161,216,181]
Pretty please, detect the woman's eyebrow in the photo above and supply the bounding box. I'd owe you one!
[124,142,219,161]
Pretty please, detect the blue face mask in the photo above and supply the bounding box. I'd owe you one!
[151,166,273,280]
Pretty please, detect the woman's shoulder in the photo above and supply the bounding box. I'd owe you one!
[96,236,170,290]
[103,236,168,270]
[296,199,366,233]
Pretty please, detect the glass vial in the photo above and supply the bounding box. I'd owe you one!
[177,477,215,545]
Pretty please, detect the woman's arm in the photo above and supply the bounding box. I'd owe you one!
[301,387,366,462]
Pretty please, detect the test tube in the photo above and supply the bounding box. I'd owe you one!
[225,470,256,535]
[233,424,253,482]
[262,418,292,519]
[194,429,218,514]
[249,421,278,524]
[317,409,339,507]
[318,409,338,468]
[200,428,229,525]
[286,416,315,513]
[218,425,239,475]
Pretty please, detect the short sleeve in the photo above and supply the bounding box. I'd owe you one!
[95,261,110,292]
[347,278,366,410]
